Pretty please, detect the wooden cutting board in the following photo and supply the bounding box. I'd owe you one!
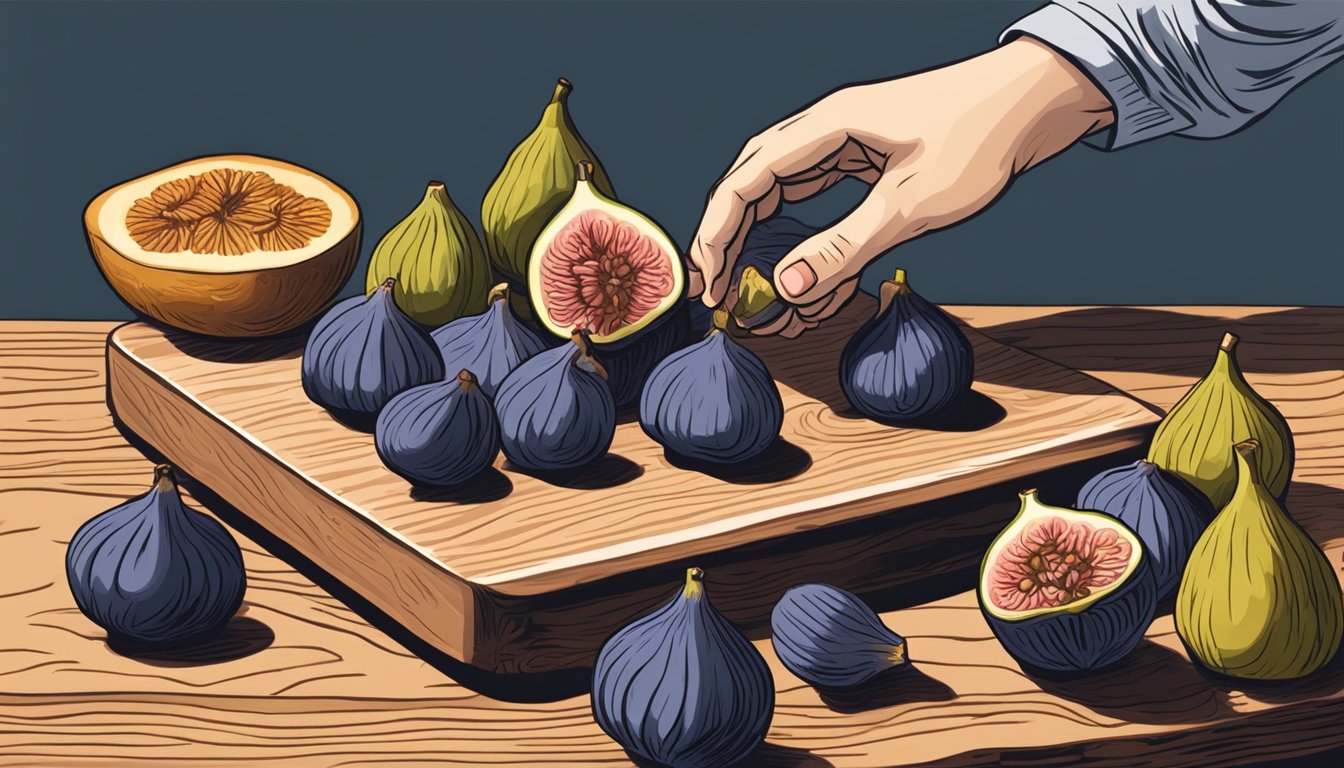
[106,296,1159,673]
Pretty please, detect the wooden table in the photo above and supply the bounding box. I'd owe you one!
[2,306,1341,768]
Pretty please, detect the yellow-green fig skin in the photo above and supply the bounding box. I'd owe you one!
[481,78,616,288]
[1175,440,1342,680]
[1147,332,1293,510]
[365,182,492,328]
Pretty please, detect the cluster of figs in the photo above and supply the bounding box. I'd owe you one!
[976,332,1341,680]
[300,77,981,488]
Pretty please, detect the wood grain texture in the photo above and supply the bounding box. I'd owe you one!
[2,308,1341,768]
[104,296,1156,671]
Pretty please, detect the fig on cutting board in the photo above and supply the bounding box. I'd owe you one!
[66,465,246,649]
[771,583,908,689]
[494,331,616,472]
[375,370,501,488]
[840,268,974,422]
[366,181,493,327]
[482,78,615,288]
[978,490,1157,674]
[639,308,783,464]
[301,278,445,430]
[431,283,553,399]
[84,154,361,337]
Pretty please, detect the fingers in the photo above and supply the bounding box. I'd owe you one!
[772,173,915,306]
[691,116,844,308]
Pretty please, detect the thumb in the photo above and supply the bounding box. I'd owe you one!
[772,180,912,305]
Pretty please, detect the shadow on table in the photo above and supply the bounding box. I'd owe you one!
[109,614,274,666]
[741,744,836,768]
[1033,639,1234,724]
[815,664,956,714]
[161,325,308,365]
[969,306,1343,385]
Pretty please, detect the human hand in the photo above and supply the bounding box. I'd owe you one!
[687,37,1114,337]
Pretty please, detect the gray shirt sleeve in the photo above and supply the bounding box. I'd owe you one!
[1001,1,1344,149]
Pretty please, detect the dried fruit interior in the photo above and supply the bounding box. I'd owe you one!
[125,168,332,255]
[988,516,1133,613]
[539,210,675,337]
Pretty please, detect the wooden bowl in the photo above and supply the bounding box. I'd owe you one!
[84,154,361,338]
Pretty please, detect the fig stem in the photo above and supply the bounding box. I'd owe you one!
[576,161,593,182]
[455,370,478,390]
[379,277,397,294]
[488,283,510,305]
[427,180,445,190]
[684,567,705,599]
[1220,332,1239,353]
[553,78,572,102]
[153,464,175,491]
[710,308,730,333]
[893,268,907,285]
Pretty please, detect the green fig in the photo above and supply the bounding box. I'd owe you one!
[481,78,615,289]
[1175,440,1342,680]
[1147,332,1293,509]
[366,181,492,328]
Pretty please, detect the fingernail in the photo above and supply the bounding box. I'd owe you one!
[779,262,816,298]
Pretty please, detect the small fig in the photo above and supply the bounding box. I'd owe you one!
[690,217,818,336]
[1148,332,1294,509]
[431,283,553,399]
[840,268,974,422]
[771,584,908,689]
[483,78,616,287]
[592,568,773,768]
[375,370,501,487]
[66,465,246,648]
[495,331,616,472]
[366,181,493,327]
[302,278,445,429]
[639,309,783,464]
[1077,460,1213,598]
[730,265,785,330]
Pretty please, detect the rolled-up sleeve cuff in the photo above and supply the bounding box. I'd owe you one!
[1000,3,1185,150]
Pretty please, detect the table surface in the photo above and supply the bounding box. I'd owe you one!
[2,305,1341,768]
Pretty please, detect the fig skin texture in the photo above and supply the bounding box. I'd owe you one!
[431,283,552,399]
[483,78,615,288]
[66,465,246,649]
[592,568,774,768]
[639,310,783,464]
[593,297,691,409]
[1147,332,1294,510]
[301,278,445,430]
[1176,441,1343,680]
[771,583,908,689]
[366,181,493,328]
[375,370,501,488]
[494,332,616,472]
[978,490,1157,674]
[1076,460,1213,599]
[840,269,974,423]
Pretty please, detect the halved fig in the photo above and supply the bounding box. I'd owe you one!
[527,162,685,344]
[85,154,360,338]
[977,490,1157,674]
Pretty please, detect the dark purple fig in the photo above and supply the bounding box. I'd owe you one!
[840,268,974,422]
[375,370,501,487]
[592,567,773,768]
[495,331,616,472]
[431,283,551,399]
[66,465,246,649]
[771,584,908,689]
[639,309,783,464]
[302,278,444,430]
[1077,460,1213,599]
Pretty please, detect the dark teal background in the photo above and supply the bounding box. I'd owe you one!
[3,0,1340,320]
